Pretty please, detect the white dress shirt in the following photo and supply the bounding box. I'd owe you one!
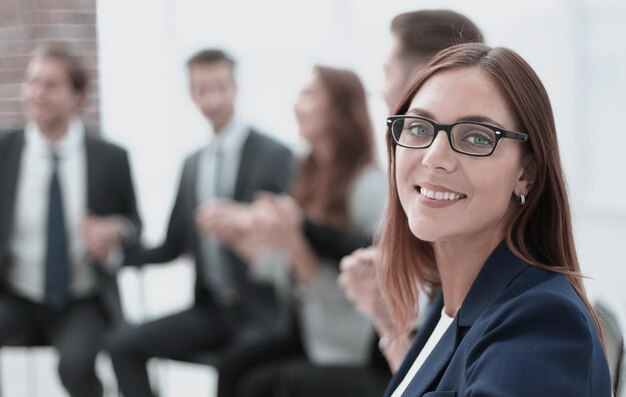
[391,309,455,397]
[196,117,250,201]
[8,119,97,302]
[197,117,251,290]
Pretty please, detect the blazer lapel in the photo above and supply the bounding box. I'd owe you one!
[0,131,25,256]
[386,243,530,396]
[403,318,459,397]
[456,242,528,328]
[84,136,98,212]
[186,151,200,210]
[384,294,444,397]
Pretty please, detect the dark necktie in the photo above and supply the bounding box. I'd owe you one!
[45,152,70,309]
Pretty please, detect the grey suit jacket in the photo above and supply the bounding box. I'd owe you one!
[129,129,294,325]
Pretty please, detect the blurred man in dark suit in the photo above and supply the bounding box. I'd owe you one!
[0,43,141,397]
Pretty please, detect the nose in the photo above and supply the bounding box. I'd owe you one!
[421,130,457,172]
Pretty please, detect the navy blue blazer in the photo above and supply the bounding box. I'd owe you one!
[384,243,611,397]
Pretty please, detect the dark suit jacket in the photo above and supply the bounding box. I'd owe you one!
[130,129,294,320]
[384,243,611,397]
[0,129,142,325]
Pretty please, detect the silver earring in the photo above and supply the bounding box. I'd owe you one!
[519,193,526,206]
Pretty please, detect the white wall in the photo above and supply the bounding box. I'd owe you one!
[97,0,626,310]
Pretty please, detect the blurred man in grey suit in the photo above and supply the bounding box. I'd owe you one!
[107,49,294,397]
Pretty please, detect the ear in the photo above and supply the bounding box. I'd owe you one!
[514,153,537,196]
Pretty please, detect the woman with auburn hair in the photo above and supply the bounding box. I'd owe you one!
[379,43,611,396]
[204,65,390,397]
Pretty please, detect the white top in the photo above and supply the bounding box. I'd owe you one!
[391,308,455,397]
[297,165,387,365]
[8,119,96,301]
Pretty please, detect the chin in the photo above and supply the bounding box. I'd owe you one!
[27,109,46,121]
[297,127,314,140]
[408,226,439,242]
[35,115,61,128]
[408,222,466,244]
[406,214,439,242]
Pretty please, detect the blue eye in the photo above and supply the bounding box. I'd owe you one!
[462,133,494,147]
[406,123,432,137]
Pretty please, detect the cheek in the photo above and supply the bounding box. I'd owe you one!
[302,104,327,127]
[214,93,229,110]
[224,90,236,107]
[474,174,511,205]
[308,99,328,119]
[464,167,519,225]
[45,92,68,111]
[469,147,523,207]
[394,147,419,208]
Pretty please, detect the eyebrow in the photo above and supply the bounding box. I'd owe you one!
[405,108,507,129]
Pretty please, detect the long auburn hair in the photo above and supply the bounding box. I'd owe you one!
[291,66,374,228]
[379,43,602,339]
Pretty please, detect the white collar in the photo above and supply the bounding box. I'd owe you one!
[207,116,249,155]
[25,118,85,159]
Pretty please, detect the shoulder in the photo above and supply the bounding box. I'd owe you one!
[507,269,588,315]
[183,147,204,164]
[174,148,204,178]
[352,164,386,192]
[0,129,23,149]
[481,270,597,344]
[347,164,387,231]
[349,165,387,209]
[85,133,129,159]
[461,271,610,395]
[246,129,293,158]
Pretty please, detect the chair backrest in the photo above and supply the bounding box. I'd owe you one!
[594,300,625,396]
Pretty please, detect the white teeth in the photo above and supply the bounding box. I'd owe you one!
[419,187,464,201]
[420,187,436,199]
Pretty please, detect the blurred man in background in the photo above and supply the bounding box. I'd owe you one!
[0,43,141,397]
[339,9,484,372]
[107,49,294,397]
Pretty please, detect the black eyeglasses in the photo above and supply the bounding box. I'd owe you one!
[387,115,529,157]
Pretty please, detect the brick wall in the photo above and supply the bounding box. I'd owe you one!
[0,0,99,130]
